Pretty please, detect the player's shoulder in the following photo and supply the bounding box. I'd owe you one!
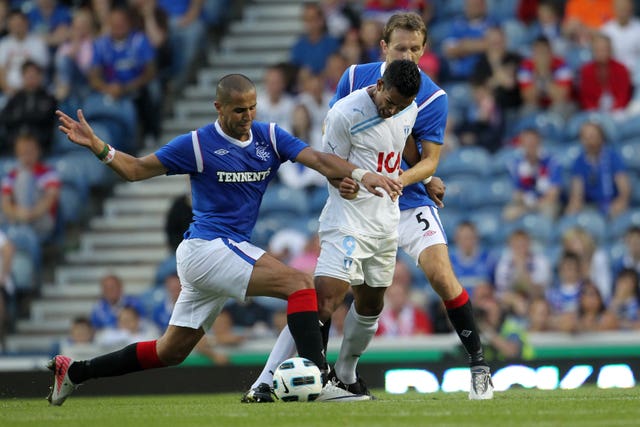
[330,88,373,121]
[415,71,447,109]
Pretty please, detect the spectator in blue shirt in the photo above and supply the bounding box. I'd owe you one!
[503,128,563,221]
[156,0,204,90]
[26,0,71,52]
[90,274,144,330]
[290,2,340,75]
[449,221,492,296]
[151,273,181,331]
[546,251,583,315]
[565,121,631,218]
[442,0,493,81]
[89,6,159,148]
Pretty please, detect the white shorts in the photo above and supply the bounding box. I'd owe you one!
[314,229,398,287]
[398,206,447,263]
[170,238,265,331]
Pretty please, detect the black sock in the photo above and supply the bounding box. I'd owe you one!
[446,300,486,367]
[68,343,143,384]
[320,318,331,354]
[288,311,325,371]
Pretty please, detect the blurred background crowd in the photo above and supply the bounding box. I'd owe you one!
[1,0,640,363]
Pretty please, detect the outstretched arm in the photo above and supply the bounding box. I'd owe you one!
[295,147,402,200]
[57,109,167,182]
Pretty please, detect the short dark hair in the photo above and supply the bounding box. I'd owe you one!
[381,59,421,98]
[21,60,42,74]
[216,74,255,103]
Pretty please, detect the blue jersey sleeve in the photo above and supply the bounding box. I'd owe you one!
[413,93,447,145]
[154,133,198,175]
[273,125,309,162]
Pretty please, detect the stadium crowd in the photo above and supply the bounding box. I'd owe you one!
[0,0,230,353]
[3,0,640,362]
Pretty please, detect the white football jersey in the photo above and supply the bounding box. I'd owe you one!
[319,87,417,237]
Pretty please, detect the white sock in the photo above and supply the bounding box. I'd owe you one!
[334,304,378,385]
[250,325,297,389]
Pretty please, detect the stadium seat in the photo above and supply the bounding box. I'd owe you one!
[619,141,640,173]
[308,185,328,214]
[153,254,177,287]
[616,113,640,142]
[555,210,608,244]
[4,225,41,267]
[511,213,555,245]
[468,176,513,208]
[512,111,565,142]
[11,249,36,292]
[60,150,115,189]
[437,146,492,180]
[47,156,89,200]
[439,207,466,240]
[563,46,592,73]
[440,82,473,117]
[57,185,83,224]
[490,146,519,176]
[82,93,137,154]
[259,184,309,217]
[608,208,640,241]
[470,208,510,246]
[0,156,16,177]
[433,0,465,20]
[564,112,619,143]
[441,176,480,209]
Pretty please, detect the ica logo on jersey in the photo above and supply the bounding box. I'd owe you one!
[376,151,401,173]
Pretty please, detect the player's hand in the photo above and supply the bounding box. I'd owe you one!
[361,172,403,201]
[339,177,359,200]
[426,176,445,208]
[57,109,97,149]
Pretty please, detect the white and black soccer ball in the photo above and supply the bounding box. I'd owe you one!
[272,357,322,402]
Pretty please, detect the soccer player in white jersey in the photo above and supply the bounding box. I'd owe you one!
[244,12,493,402]
[46,73,402,406]
[313,59,420,401]
[245,60,420,403]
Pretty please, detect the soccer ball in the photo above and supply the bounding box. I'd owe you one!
[272,357,323,402]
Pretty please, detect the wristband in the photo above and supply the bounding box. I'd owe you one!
[101,145,116,164]
[351,168,368,182]
[422,176,432,185]
[95,143,110,161]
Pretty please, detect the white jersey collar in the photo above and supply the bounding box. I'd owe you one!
[214,120,253,148]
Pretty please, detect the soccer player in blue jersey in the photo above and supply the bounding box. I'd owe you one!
[46,73,402,406]
[245,12,493,401]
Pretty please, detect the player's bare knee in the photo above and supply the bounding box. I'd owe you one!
[284,270,314,295]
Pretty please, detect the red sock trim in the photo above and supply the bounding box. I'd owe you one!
[444,289,469,310]
[287,288,318,315]
[136,340,165,369]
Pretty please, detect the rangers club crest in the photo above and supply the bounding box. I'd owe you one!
[255,142,270,161]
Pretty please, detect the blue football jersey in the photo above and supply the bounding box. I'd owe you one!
[330,62,448,210]
[155,121,308,242]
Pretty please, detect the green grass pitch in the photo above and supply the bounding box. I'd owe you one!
[2,387,639,427]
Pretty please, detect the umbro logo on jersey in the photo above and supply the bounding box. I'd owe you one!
[214,148,229,155]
